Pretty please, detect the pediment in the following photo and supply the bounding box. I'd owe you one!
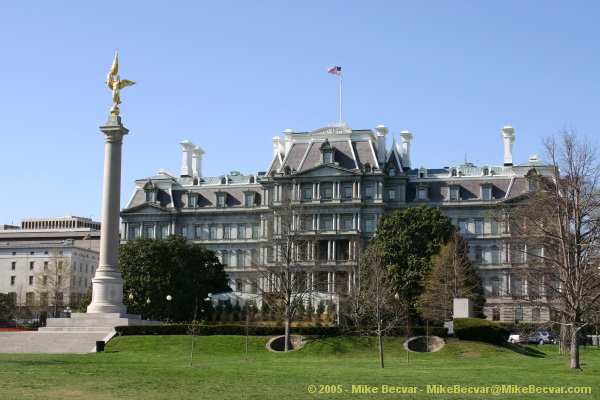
[121,203,175,215]
[294,164,359,178]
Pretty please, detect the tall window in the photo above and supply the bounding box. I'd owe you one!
[132,226,140,239]
[450,187,459,201]
[458,219,467,234]
[323,152,332,163]
[11,261,16,270]
[491,277,501,296]
[160,225,168,239]
[252,225,259,238]
[343,186,352,199]
[221,251,229,266]
[475,246,483,263]
[474,219,483,235]
[194,225,202,239]
[237,225,245,239]
[146,191,155,203]
[491,246,500,264]
[237,251,245,267]
[216,194,225,207]
[482,186,491,200]
[532,308,541,321]
[245,193,254,206]
[321,216,333,231]
[303,187,313,200]
[31,261,36,270]
[10,276,16,286]
[365,219,373,233]
[388,189,396,201]
[209,225,216,239]
[491,219,499,235]
[417,187,426,201]
[145,226,154,238]
[323,186,333,200]
[223,225,231,239]
[180,226,187,238]
[365,186,373,199]
[188,195,197,208]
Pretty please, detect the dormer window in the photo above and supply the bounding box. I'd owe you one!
[220,177,227,185]
[143,180,157,203]
[364,163,372,173]
[249,175,255,184]
[244,191,255,207]
[449,186,460,201]
[389,168,396,176]
[284,166,292,176]
[526,168,541,191]
[419,167,427,179]
[483,167,490,176]
[188,194,197,208]
[481,185,492,200]
[320,139,335,164]
[215,192,227,207]
[417,185,428,201]
[450,168,458,177]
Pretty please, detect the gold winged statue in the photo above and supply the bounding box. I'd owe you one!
[106,51,136,115]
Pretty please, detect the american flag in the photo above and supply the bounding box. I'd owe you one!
[327,66,342,75]
[82,234,91,240]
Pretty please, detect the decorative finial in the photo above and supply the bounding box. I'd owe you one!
[105,51,136,115]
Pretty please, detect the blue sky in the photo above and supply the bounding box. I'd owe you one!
[1,1,599,226]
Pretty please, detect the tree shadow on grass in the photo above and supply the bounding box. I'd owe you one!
[503,343,547,358]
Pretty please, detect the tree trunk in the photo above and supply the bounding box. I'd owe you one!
[570,329,580,370]
[284,317,292,352]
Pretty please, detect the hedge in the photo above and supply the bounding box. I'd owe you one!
[115,324,447,337]
[453,318,510,346]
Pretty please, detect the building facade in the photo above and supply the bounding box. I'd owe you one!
[120,123,551,322]
[0,216,101,317]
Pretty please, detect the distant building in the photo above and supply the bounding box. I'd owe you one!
[0,216,101,316]
[121,124,552,322]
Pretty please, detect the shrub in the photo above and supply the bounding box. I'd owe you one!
[453,318,510,346]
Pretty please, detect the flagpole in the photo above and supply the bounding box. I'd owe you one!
[339,67,342,124]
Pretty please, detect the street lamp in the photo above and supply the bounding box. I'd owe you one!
[145,298,151,320]
[204,293,212,322]
[166,295,172,323]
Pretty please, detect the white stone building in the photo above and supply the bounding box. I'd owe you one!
[0,216,100,315]
[120,124,552,322]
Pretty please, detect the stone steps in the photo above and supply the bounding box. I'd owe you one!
[0,331,115,354]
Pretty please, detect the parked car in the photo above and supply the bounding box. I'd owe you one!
[508,333,524,344]
[528,331,555,345]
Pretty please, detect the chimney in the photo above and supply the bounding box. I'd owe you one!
[272,136,284,158]
[180,140,195,177]
[501,126,515,166]
[399,130,413,169]
[282,129,294,156]
[375,125,388,166]
[192,146,205,178]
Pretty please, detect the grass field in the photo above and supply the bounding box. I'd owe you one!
[0,335,598,399]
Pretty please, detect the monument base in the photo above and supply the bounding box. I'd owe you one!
[44,312,161,330]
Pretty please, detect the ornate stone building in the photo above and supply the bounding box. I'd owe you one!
[120,123,551,322]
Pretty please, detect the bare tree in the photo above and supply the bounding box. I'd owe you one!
[417,231,486,322]
[34,249,75,317]
[347,242,405,368]
[504,128,600,370]
[251,200,323,351]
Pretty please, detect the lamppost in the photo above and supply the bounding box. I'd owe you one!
[145,298,151,320]
[204,293,212,322]
[166,295,172,323]
[331,294,338,325]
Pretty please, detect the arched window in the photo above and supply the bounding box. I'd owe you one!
[388,168,395,176]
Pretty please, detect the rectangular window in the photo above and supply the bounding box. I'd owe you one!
[322,216,333,231]
[160,226,168,239]
[417,188,426,201]
[323,152,332,163]
[342,218,353,230]
[491,219,499,235]
[388,189,396,201]
[303,187,313,200]
[58,261,63,270]
[223,225,231,239]
[323,186,333,200]
[245,193,254,206]
[222,251,229,267]
[343,186,352,199]
[29,276,34,286]
[188,195,197,208]
[11,261,16,270]
[181,226,187,238]
[237,225,245,239]
[482,186,491,200]
[194,225,202,239]
[237,252,245,267]
[304,216,313,231]
[450,187,459,201]
[475,219,483,235]
[10,276,16,286]
[252,225,259,238]
[365,219,373,233]
[132,226,140,239]
[458,219,467,234]
[491,278,500,296]
[145,226,154,238]
[209,226,217,239]
[365,186,373,199]
[216,194,225,207]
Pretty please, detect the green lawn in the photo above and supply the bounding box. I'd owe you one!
[0,335,598,399]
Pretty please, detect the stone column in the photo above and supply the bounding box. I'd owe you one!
[87,114,128,314]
